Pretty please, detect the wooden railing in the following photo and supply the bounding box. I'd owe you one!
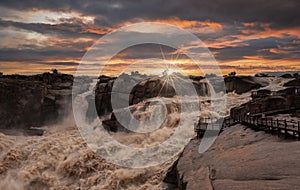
[194,116,300,140]
[241,116,300,140]
[194,117,237,139]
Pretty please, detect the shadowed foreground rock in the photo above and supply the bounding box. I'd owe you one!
[165,125,300,190]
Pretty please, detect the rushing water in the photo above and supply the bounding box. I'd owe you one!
[0,77,289,189]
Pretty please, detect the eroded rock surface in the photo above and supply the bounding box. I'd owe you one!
[93,74,213,117]
[166,125,300,190]
[0,73,91,131]
[225,76,269,94]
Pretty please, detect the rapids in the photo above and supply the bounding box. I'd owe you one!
[0,76,289,189]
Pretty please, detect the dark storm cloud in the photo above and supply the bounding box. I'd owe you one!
[212,36,300,61]
[0,48,85,62]
[1,0,300,28]
[113,44,185,60]
[36,61,80,66]
[0,0,299,74]
[0,19,103,38]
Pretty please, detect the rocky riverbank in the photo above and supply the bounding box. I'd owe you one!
[165,124,300,190]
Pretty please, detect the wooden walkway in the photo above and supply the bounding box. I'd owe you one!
[241,116,300,140]
[195,116,300,140]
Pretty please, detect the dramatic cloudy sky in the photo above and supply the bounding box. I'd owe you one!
[0,0,299,75]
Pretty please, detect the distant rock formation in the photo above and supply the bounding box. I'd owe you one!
[280,73,294,78]
[224,76,269,94]
[284,77,300,87]
[230,86,300,121]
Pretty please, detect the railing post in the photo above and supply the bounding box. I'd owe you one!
[285,120,287,139]
[265,117,269,131]
[277,119,280,137]
[270,118,273,133]
[298,121,300,140]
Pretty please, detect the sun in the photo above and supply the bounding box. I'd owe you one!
[165,68,180,76]
[166,69,173,75]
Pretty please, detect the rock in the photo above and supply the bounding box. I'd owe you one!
[166,125,300,190]
[280,73,293,78]
[129,78,176,105]
[94,78,115,116]
[284,78,300,87]
[255,73,273,77]
[92,74,214,117]
[189,75,205,81]
[230,87,300,120]
[0,72,79,130]
[193,80,211,96]
[0,78,46,129]
[251,89,271,99]
[224,76,269,94]
[98,75,115,83]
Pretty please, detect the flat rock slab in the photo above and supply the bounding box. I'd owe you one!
[175,124,300,190]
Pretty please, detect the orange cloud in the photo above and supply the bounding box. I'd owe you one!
[84,27,114,35]
[154,17,222,29]
[152,17,223,34]
[239,22,300,39]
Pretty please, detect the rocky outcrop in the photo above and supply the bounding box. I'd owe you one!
[0,78,47,129]
[0,72,91,131]
[129,78,176,105]
[283,78,300,87]
[224,76,268,94]
[94,75,116,116]
[93,74,212,117]
[93,75,270,117]
[230,90,300,121]
[165,125,300,190]
[0,73,271,131]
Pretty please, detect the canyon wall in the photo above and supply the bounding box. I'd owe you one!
[0,73,270,130]
[0,73,91,130]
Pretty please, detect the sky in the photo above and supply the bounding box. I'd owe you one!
[0,0,299,76]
